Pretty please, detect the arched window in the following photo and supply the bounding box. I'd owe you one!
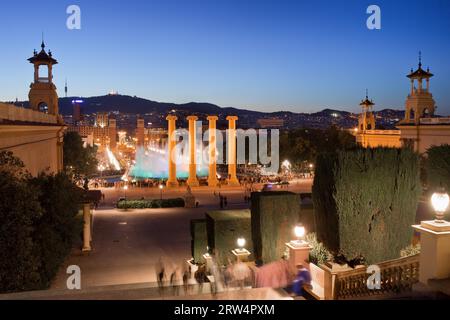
[38,102,48,113]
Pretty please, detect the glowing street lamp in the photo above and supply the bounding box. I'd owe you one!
[123,184,128,200]
[291,224,308,247]
[159,184,164,200]
[431,190,450,223]
[237,237,246,251]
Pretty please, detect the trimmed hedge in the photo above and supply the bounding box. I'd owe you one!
[206,210,253,265]
[312,147,421,265]
[251,191,301,265]
[426,144,450,192]
[190,219,208,264]
[117,198,185,209]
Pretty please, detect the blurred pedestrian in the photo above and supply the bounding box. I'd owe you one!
[170,267,180,296]
[156,259,166,296]
[194,264,208,294]
[291,264,312,297]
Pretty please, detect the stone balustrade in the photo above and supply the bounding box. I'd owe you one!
[0,102,58,124]
[321,254,419,300]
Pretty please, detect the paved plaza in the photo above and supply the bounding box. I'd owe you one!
[50,180,314,291]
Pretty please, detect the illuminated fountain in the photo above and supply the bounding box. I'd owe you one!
[130,142,209,179]
[106,146,121,170]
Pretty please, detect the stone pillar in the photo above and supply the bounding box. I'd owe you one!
[34,65,39,83]
[412,221,450,284]
[207,116,219,187]
[226,115,240,186]
[166,115,179,188]
[286,242,312,274]
[187,116,200,187]
[82,203,92,252]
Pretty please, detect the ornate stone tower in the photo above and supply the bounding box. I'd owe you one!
[28,41,59,115]
[358,90,376,131]
[403,52,436,124]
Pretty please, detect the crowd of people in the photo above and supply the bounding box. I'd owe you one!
[153,255,312,299]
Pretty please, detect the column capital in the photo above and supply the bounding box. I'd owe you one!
[207,115,219,121]
[226,115,238,121]
[187,115,198,121]
[166,115,178,121]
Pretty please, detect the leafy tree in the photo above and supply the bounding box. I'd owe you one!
[0,151,83,292]
[0,152,42,292]
[279,126,356,169]
[30,173,83,287]
[63,131,98,178]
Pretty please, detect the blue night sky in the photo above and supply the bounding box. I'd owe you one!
[0,0,449,114]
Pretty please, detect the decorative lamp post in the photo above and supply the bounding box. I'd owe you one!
[413,190,450,284]
[123,184,128,200]
[286,224,312,272]
[237,237,246,252]
[159,184,164,201]
[291,224,307,247]
[232,237,250,262]
[431,190,449,223]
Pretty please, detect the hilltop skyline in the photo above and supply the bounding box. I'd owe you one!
[1,0,450,114]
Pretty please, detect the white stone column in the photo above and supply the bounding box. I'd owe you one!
[226,115,240,186]
[207,116,219,187]
[413,221,450,284]
[166,115,179,188]
[187,116,199,187]
[286,242,312,274]
[82,203,92,252]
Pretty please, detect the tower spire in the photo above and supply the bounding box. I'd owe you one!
[65,78,68,98]
[41,32,45,50]
[418,51,422,68]
[366,88,369,99]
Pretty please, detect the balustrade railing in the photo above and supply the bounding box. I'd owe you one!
[332,254,419,299]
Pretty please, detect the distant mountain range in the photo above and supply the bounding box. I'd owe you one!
[7,94,405,129]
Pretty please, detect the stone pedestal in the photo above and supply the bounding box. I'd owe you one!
[286,242,312,272]
[413,220,450,284]
[82,203,92,252]
[232,248,251,262]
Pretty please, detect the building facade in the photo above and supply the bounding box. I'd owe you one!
[356,55,450,153]
[0,42,65,175]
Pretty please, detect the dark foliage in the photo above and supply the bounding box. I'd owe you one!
[63,131,98,178]
[426,144,450,193]
[117,198,185,209]
[0,151,82,293]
